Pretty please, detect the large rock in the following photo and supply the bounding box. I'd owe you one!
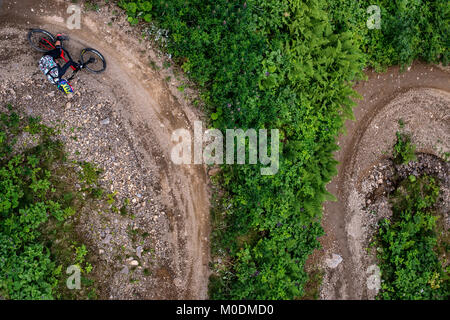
[325,253,343,269]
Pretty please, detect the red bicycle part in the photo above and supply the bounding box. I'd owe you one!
[40,37,55,51]
[40,37,77,71]
[60,50,77,71]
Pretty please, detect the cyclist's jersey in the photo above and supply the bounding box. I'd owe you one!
[39,55,60,84]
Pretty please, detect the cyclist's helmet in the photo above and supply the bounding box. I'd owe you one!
[57,79,73,94]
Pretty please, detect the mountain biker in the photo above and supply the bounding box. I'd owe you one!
[38,34,76,94]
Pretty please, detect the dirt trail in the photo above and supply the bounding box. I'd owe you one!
[320,63,450,299]
[0,0,210,299]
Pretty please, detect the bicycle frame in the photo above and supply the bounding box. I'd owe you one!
[39,37,79,72]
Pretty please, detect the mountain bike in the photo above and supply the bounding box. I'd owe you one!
[27,28,106,81]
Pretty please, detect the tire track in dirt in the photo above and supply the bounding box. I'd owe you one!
[1,0,210,299]
[320,62,450,299]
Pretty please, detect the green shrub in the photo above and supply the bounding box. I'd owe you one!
[393,131,416,164]
[0,107,97,299]
[376,175,449,300]
[327,0,449,70]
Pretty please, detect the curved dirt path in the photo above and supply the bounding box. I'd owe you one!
[0,0,210,299]
[320,63,450,299]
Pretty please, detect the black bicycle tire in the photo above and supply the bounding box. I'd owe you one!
[80,48,107,73]
[28,29,56,52]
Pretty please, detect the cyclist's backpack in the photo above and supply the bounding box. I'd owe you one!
[39,55,60,85]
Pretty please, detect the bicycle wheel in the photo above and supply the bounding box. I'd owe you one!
[28,29,56,52]
[80,48,106,73]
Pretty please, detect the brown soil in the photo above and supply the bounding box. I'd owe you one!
[0,0,210,299]
[319,63,450,299]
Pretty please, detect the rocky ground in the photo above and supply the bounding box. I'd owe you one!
[363,154,449,234]
[0,50,177,299]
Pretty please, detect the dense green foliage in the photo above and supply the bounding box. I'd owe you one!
[117,0,448,299]
[376,175,449,300]
[0,106,94,299]
[327,0,449,69]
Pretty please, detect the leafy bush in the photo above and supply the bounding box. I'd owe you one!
[0,106,96,299]
[376,175,449,300]
[327,0,449,70]
[393,131,416,164]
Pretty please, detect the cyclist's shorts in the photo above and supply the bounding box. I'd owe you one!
[39,55,60,85]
